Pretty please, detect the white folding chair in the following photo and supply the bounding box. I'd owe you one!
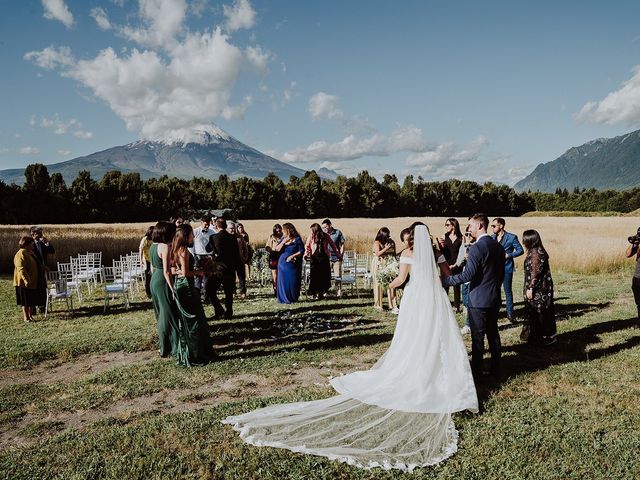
[57,261,84,302]
[337,253,359,297]
[45,270,74,317]
[103,265,130,312]
[355,252,372,287]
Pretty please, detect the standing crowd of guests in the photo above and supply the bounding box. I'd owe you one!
[369,216,558,346]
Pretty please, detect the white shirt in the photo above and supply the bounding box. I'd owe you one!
[192,226,216,255]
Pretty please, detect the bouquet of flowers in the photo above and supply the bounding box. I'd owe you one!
[251,248,271,285]
[194,255,225,278]
[376,256,399,290]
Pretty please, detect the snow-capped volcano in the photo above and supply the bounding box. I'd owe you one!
[0,126,336,185]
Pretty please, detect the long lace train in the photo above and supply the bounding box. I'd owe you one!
[222,396,458,472]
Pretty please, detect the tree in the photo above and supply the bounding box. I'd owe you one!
[23,164,50,193]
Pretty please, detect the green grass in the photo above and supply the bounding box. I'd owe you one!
[0,271,639,479]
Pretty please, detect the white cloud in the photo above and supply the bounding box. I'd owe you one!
[111,0,126,6]
[121,0,188,49]
[245,45,271,73]
[189,0,209,17]
[576,66,640,127]
[19,146,40,155]
[90,7,112,31]
[42,0,74,28]
[223,0,256,32]
[0,148,10,154]
[308,92,343,121]
[57,149,72,156]
[24,45,75,70]
[406,136,488,169]
[283,125,428,163]
[35,114,94,139]
[73,130,94,139]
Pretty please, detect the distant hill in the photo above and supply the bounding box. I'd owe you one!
[0,125,337,185]
[514,129,640,192]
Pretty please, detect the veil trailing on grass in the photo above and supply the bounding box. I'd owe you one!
[222,225,478,471]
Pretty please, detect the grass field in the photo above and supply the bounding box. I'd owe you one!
[0,217,639,479]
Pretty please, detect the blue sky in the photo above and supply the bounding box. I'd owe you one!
[1,0,640,184]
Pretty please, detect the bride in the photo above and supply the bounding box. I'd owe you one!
[222,224,478,471]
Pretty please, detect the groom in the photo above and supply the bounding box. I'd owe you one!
[443,213,505,380]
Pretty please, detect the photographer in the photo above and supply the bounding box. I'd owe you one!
[625,227,640,324]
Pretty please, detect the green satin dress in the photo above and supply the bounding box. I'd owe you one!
[173,254,214,366]
[149,243,179,357]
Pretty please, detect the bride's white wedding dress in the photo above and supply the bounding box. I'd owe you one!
[222,226,478,472]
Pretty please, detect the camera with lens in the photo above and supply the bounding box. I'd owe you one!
[629,229,640,244]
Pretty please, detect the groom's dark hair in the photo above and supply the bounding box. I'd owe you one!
[471,213,489,230]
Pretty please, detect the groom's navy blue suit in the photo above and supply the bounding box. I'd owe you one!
[443,234,505,378]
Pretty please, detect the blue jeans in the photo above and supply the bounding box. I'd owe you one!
[503,271,514,318]
[461,282,470,327]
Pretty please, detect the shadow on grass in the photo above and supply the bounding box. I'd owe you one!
[497,302,612,332]
[476,316,639,402]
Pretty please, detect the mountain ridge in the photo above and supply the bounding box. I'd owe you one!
[514,129,640,192]
[0,126,337,185]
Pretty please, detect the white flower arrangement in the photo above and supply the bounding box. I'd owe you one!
[376,256,399,289]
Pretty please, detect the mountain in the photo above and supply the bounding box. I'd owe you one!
[514,129,640,192]
[0,126,337,185]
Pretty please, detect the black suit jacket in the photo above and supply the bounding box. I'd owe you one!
[33,240,55,268]
[443,235,505,308]
[211,230,242,275]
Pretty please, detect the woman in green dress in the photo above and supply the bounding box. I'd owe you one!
[149,221,179,358]
[170,224,215,366]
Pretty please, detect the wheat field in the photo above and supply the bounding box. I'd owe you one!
[1,216,638,274]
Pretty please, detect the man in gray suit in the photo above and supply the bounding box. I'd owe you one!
[443,213,505,380]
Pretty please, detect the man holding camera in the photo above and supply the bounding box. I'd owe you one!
[625,227,640,325]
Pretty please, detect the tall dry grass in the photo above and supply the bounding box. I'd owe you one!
[1,216,638,274]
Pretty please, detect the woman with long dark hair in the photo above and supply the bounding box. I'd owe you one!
[371,227,398,312]
[171,224,214,365]
[521,229,556,345]
[275,223,305,304]
[149,221,178,358]
[305,223,341,299]
[439,218,463,312]
[265,224,283,292]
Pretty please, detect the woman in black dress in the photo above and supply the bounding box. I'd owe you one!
[439,218,463,312]
[521,229,556,345]
[305,223,340,299]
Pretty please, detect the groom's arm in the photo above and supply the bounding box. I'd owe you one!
[442,246,481,287]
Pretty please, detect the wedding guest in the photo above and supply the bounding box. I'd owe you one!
[192,215,216,303]
[371,227,398,312]
[275,223,305,304]
[306,223,341,299]
[30,226,54,313]
[625,227,640,325]
[170,215,184,227]
[237,223,253,281]
[322,219,346,297]
[13,236,39,322]
[171,224,215,366]
[149,221,179,358]
[491,217,524,322]
[439,218,463,312]
[521,229,557,345]
[211,218,242,319]
[227,222,247,298]
[138,226,154,298]
[455,228,475,335]
[265,224,283,292]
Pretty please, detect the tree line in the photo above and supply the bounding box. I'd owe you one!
[1,164,638,224]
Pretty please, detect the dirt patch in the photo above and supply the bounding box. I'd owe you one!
[0,350,158,388]
[0,355,378,450]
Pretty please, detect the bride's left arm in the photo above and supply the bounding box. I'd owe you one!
[389,261,410,289]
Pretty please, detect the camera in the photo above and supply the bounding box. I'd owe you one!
[629,235,640,245]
